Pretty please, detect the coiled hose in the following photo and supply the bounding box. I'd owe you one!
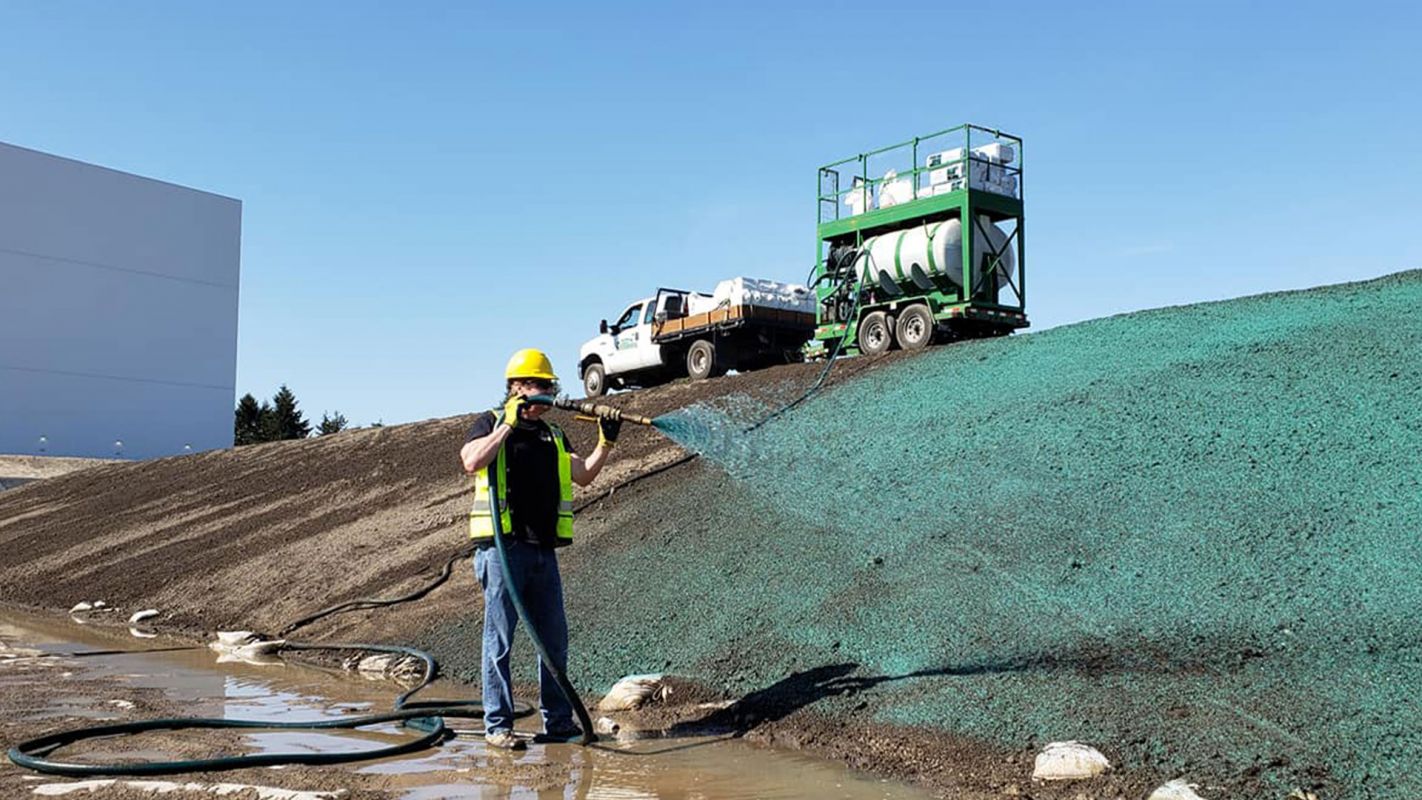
[7,484,589,775]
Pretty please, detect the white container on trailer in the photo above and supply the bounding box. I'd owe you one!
[853,215,1016,295]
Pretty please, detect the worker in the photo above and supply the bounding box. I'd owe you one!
[459,348,619,750]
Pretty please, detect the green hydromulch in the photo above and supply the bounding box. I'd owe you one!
[431,270,1422,798]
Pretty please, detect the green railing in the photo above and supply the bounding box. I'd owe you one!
[817,123,1024,226]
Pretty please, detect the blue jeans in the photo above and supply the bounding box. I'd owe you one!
[473,538,574,734]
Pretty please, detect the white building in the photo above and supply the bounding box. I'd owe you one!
[0,142,241,460]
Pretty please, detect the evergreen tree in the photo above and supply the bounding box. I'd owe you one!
[269,385,311,440]
[258,400,279,442]
[234,394,263,446]
[318,411,349,436]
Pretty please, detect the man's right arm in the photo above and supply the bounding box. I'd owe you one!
[461,414,512,474]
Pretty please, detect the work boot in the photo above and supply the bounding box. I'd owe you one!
[533,727,593,744]
[484,730,526,751]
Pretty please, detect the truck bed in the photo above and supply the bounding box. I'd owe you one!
[653,304,816,343]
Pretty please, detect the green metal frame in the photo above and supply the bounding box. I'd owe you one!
[811,123,1029,352]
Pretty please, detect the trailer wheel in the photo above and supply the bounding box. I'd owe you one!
[895,304,934,350]
[857,311,892,355]
[687,340,718,380]
[583,362,607,397]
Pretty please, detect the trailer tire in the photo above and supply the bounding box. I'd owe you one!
[895,304,934,351]
[687,340,718,381]
[857,311,893,355]
[583,362,607,397]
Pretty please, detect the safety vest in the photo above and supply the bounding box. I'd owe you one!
[469,411,575,546]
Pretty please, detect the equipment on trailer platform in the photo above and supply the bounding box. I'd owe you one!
[809,124,1029,357]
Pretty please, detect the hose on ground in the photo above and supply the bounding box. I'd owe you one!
[6,640,530,776]
[278,545,477,637]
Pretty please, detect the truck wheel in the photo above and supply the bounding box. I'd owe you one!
[687,340,717,380]
[583,362,607,397]
[857,311,892,355]
[895,304,934,350]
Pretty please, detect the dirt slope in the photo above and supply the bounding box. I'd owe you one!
[4,272,1420,799]
[0,355,897,639]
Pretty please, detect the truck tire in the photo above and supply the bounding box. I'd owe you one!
[857,311,892,355]
[895,304,934,350]
[583,361,607,397]
[687,340,718,380]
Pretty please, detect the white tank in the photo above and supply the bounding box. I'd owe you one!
[853,216,1016,296]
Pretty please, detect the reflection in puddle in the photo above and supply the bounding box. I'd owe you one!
[3,610,930,799]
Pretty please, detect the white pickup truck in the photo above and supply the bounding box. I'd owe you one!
[576,278,816,397]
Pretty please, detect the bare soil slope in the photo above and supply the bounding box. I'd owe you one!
[0,356,897,641]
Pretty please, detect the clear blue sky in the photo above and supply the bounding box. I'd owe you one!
[2,2,1418,427]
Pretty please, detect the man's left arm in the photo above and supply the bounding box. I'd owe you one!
[569,417,620,486]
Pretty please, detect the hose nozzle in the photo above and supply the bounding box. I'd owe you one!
[552,396,654,426]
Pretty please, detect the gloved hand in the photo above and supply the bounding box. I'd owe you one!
[501,394,529,428]
[598,416,622,448]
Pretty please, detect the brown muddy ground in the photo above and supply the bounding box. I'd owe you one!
[0,355,1165,798]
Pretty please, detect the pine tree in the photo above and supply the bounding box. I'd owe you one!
[269,385,311,440]
[258,400,279,442]
[318,411,349,436]
[234,394,263,446]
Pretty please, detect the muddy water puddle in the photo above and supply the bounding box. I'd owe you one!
[1,609,930,799]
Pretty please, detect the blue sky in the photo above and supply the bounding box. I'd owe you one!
[2,1,1418,426]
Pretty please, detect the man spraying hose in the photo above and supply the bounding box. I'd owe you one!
[459,348,620,750]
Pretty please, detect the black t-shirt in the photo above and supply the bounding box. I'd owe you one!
[466,411,575,548]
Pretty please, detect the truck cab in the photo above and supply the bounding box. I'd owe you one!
[578,282,813,397]
[579,291,698,397]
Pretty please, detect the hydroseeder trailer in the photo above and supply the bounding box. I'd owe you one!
[809,123,1029,357]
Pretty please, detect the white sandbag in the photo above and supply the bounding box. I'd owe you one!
[711,278,814,314]
[214,630,258,646]
[1148,778,1207,799]
[843,185,872,216]
[128,609,158,624]
[68,602,93,613]
[598,673,670,711]
[210,632,285,663]
[877,170,915,208]
[971,142,1015,164]
[1032,740,1111,780]
[683,292,718,315]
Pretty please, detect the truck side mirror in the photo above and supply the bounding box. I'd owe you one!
[600,319,609,334]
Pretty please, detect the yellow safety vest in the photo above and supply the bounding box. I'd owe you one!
[469,411,575,546]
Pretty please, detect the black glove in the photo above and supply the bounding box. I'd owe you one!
[598,416,622,448]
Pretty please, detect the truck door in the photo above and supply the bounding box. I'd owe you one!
[603,302,645,376]
[632,299,664,370]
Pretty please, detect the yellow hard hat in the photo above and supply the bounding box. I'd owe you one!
[504,348,558,381]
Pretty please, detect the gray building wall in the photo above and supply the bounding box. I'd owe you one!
[0,142,240,459]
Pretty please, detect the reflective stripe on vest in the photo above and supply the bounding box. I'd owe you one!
[469,411,575,544]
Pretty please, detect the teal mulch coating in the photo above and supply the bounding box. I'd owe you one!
[431,271,1422,797]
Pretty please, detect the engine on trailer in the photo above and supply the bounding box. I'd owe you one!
[820,244,862,324]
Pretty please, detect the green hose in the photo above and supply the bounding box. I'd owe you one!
[487,482,598,745]
[5,640,512,776]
